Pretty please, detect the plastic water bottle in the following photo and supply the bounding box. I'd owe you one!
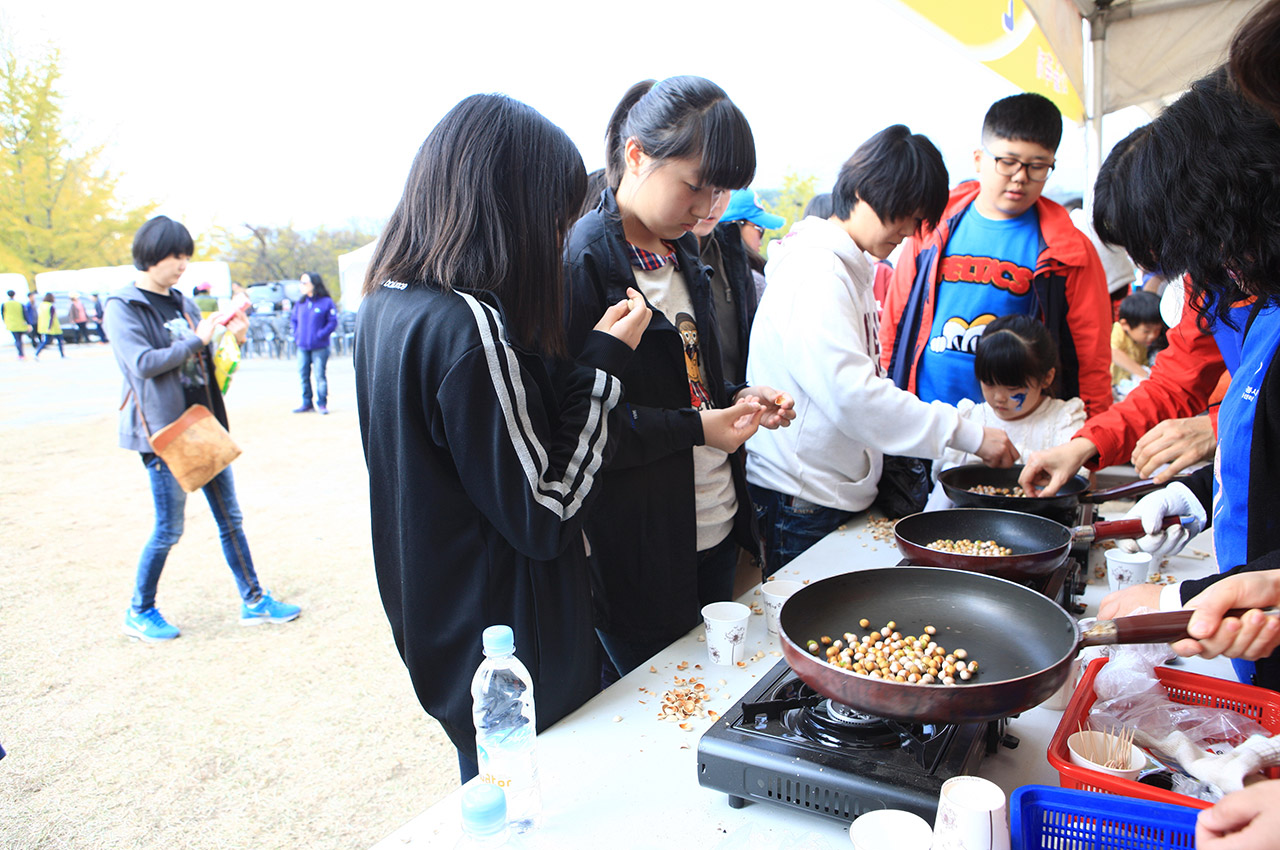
[453,783,513,849]
[471,625,541,832]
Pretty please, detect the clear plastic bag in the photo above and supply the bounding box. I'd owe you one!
[1085,642,1268,801]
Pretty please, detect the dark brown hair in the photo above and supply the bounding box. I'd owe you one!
[363,94,586,358]
[1230,0,1280,122]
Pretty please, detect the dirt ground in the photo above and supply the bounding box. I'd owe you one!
[0,340,458,849]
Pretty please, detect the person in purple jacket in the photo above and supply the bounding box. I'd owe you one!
[291,271,338,414]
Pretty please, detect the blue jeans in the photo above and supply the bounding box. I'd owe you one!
[10,331,23,357]
[34,334,63,357]
[298,346,329,407]
[131,456,263,613]
[749,484,852,577]
[597,534,741,678]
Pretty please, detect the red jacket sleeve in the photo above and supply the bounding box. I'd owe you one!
[1076,281,1225,468]
[1063,245,1115,419]
[879,237,919,373]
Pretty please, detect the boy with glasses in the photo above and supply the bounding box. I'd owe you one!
[880,93,1113,418]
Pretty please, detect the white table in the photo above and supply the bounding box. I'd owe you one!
[372,503,1228,850]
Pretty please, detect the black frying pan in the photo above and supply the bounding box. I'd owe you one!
[937,464,1171,517]
[893,508,1180,580]
[777,567,1217,723]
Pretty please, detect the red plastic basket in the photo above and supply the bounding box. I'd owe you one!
[1047,657,1280,808]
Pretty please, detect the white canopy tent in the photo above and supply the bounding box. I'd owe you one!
[1023,0,1263,210]
[338,241,376,315]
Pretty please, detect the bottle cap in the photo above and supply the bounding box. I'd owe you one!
[482,625,515,656]
[460,782,507,838]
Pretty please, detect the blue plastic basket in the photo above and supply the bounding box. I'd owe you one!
[1012,786,1198,849]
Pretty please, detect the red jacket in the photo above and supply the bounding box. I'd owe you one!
[1078,279,1226,467]
[879,183,1114,418]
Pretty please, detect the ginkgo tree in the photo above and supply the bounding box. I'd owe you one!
[0,44,152,283]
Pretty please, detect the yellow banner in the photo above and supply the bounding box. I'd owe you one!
[894,0,1084,123]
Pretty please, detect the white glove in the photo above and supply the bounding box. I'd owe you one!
[1116,481,1207,559]
[1187,734,1280,793]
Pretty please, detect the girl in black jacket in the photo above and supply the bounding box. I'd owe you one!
[355,94,650,782]
[564,77,794,676]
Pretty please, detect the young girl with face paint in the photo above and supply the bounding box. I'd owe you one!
[564,76,795,677]
[924,313,1085,509]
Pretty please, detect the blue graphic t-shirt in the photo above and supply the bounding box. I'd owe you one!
[916,205,1042,404]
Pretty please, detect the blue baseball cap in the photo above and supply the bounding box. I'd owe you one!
[722,190,785,231]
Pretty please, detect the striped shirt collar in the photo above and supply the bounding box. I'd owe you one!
[627,240,680,271]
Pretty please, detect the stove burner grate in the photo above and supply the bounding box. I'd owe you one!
[697,659,1010,825]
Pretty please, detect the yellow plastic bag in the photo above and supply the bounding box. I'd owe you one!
[213,330,242,395]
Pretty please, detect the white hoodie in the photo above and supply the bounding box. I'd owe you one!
[745,216,985,512]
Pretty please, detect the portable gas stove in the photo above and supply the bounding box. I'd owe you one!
[696,503,1101,824]
[696,658,1019,824]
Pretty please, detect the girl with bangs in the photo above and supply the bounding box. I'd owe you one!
[564,76,795,677]
[355,94,651,781]
[925,313,1085,510]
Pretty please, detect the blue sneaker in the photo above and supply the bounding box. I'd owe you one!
[240,592,301,626]
[124,607,180,642]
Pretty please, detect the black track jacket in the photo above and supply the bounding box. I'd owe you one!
[356,281,631,752]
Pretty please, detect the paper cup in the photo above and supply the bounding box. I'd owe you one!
[849,809,933,850]
[933,775,1010,850]
[1067,730,1145,780]
[701,601,750,666]
[1105,549,1153,593]
[760,580,804,635]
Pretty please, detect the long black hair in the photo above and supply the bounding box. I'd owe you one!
[974,313,1058,389]
[302,271,330,300]
[603,76,756,192]
[1093,68,1280,331]
[364,94,586,358]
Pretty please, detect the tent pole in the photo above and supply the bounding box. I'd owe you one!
[1083,12,1106,220]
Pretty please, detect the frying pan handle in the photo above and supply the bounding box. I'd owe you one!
[1081,608,1280,645]
[1081,477,1183,504]
[1086,515,1183,541]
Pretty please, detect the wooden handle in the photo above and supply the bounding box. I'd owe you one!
[1087,515,1183,541]
[1080,607,1280,646]
[1081,477,1174,504]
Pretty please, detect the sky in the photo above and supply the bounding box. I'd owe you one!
[2,0,1151,238]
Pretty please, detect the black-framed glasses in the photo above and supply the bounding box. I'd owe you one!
[739,221,765,238]
[983,147,1055,182]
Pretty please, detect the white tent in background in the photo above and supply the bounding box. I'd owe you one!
[1023,0,1263,210]
[36,264,137,295]
[338,241,376,314]
[0,272,30,294]
[887,0,1262,211]
[35,261,233,300]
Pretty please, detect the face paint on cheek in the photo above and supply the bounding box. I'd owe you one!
[1010,392,1027,410]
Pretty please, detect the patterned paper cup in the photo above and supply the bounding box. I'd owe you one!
[760,580,804,635]
[701,601,751,666]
